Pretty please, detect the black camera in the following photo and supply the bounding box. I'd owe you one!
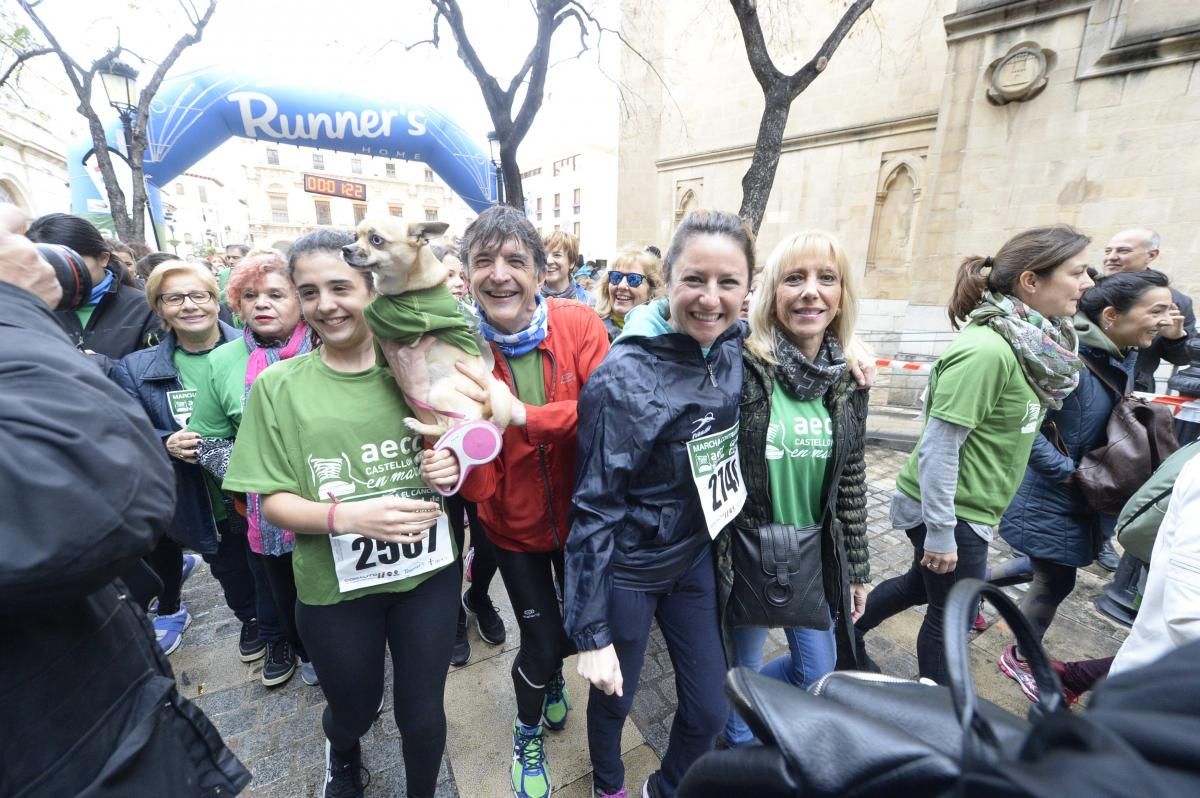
[35,243,93,312]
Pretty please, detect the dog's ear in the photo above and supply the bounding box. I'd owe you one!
[408,221,450,242]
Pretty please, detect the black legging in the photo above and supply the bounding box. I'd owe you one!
[147,537,185,616]
[1016,557,1077,657]
[294,564,458,798]
[856,521,989,684]
[447,494,498,593]
[491,542,576,727]
[258,551,306,659]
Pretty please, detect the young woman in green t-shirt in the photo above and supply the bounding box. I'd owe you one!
[223,229,463,798]
[855,225,1094,684]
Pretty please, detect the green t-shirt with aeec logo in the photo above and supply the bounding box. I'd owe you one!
[223,351,457,605]
[895,323,1044,526]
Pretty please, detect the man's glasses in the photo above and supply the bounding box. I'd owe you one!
[159,291,215,307]
[608,271,646,288]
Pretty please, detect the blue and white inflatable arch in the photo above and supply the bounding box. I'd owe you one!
[68,65,497,242]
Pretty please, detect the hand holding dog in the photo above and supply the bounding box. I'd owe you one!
[419,448,460,491]
[334,496,439,544]
[455,361,525,427]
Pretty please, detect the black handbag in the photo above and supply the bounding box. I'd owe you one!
[680,580,1069,797]
[729,521,830,629]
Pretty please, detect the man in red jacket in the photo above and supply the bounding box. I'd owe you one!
[457,205,609,798]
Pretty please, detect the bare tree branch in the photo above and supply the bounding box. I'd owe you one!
[784,0,874,98]
[15,0,217,243]
[730,0,876,234]
[0,46,54,89]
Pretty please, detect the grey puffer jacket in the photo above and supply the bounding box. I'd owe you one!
[716,347,870,667]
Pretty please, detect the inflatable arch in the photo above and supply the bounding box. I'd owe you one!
[69,66,497,244]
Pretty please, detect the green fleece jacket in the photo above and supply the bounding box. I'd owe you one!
[363,285,481,356]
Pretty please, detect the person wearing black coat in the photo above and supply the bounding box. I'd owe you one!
[26,213,159,367]
[0,216,249,797]
[567,210,754,798]
[997,271,1177,702]
[111,261,259,659]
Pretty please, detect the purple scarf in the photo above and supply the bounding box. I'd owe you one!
[243,322,313,555]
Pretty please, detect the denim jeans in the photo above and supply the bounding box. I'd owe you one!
[723,618,836,745]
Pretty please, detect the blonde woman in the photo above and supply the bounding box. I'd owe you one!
[595,247,664,341]
[111,262,251,656]
[717,230,871,747]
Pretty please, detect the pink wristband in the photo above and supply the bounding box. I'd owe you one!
[326,493,340,534]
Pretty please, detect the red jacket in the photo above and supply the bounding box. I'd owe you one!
[462,299,609,552]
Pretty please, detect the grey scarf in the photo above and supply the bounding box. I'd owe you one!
[774,329,846,400]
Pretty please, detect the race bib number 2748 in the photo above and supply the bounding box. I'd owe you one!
[686,423,746,539]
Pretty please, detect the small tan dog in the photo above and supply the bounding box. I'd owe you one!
[343,217,512,440]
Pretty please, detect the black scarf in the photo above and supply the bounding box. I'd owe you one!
[773,329,846,400]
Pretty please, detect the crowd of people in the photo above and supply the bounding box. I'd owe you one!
[2,200,1198,798]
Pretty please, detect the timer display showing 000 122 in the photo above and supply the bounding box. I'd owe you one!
[303,173,367,201]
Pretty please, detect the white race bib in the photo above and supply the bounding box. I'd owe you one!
[328,487,454,593]
[166,389,196,427]
[686,422,746,539]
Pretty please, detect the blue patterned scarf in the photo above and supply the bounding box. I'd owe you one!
[476,294,548,357]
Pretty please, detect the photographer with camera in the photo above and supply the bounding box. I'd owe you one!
[0,205,249,797]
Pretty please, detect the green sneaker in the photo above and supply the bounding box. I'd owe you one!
[542,668,570,730]
[511,721,552,798]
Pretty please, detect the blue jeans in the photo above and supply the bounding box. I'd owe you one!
[723,619,836,746]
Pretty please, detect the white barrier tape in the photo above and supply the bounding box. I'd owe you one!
[874,358,932,375]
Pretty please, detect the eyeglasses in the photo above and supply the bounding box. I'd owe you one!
[159,291,215,306]
[608,271,646,288]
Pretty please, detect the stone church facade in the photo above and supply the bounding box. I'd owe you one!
[616,0,1200,390]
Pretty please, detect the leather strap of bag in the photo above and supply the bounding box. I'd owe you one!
[1080,353,1129,400]
[944,580,1065,770]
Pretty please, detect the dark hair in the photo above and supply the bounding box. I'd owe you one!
[286,228,369,287]
[26,213,112,260]
[459,205,546,278]
[645,245,661,259]
[1078,269,1171,325]
[110,240,134,259]
[662,210,755,284]
[948,224,1091,329]
[225,243,250,256]
[135,252,181,281]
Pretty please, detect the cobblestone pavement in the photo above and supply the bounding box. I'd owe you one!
[171,445,1129,796]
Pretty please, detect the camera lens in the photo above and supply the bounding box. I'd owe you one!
[34,243,93,311]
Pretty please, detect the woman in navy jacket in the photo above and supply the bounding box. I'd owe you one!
[567,210,753,798]
[997,270,1175,701]
[112,261,257,656]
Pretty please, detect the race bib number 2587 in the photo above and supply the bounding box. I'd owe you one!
[686,423,746,539]
[328,487,453,593]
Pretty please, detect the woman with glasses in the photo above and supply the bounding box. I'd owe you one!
[111,262,253,656]
[595,248,664,342]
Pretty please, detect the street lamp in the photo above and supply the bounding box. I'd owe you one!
[487,131,504,206]
[98,59,140,147]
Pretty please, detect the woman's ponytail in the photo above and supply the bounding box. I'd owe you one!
[948,256,991,330]
[946,225,1091,330]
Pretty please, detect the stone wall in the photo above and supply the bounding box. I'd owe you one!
[617,0,1200,379]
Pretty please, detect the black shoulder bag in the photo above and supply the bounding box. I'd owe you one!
[680,580,1068,798]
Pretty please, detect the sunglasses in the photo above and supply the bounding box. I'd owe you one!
[608,271,646,288]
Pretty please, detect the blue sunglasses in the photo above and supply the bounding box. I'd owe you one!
[608,271,646,288]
